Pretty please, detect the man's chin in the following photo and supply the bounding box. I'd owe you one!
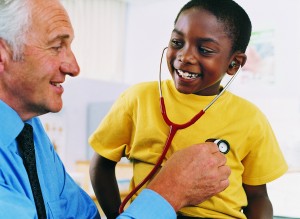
[46,101,63,114]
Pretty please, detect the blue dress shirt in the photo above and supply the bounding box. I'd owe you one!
[0,100,176,219]
[117,189,176,219]
[0,100,100,219]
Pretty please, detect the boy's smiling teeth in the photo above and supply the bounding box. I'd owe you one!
[177,69,201,79]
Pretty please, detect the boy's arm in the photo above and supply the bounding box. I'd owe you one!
[90,153,121,219]
[243,184,273,219]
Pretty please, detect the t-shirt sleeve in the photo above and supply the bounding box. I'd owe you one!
[89,91,133,162]
[242,114,288,185]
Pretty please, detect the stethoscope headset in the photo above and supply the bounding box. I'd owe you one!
[119,47,241,213]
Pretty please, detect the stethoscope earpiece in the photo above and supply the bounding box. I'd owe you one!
[230,61,236,68]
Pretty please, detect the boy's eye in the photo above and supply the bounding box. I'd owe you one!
[198,46,214,55]
[170,39,183,48]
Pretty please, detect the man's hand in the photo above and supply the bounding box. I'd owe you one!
[147,142,231,211]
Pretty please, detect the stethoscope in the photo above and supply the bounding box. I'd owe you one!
[119,47,240,213]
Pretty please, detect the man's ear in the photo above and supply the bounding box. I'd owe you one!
[0,39,12,73]
[227,52,247,75]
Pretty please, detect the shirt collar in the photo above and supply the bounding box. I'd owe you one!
[0,100,25,147]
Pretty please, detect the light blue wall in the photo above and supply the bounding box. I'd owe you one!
[40,78,128,171]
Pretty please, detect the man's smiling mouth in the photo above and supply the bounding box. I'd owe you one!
[177,69,202,79]
[51,82,62,87]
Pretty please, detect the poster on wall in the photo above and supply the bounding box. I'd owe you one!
[224,29,276,94]
[242,29,276,85]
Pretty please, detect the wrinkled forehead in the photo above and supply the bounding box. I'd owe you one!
[29,0,74,38]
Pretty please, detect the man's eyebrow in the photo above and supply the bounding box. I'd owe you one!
[172,28,220,45]
[49,34,70,44]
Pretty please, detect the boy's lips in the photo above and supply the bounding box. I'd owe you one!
[176,69,202,79]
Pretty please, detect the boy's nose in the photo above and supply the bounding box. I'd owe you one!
[178,47,197,65]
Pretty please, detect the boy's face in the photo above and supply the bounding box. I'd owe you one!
[166,8,234,96]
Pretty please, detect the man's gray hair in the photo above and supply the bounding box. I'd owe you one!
[0,0,31,60]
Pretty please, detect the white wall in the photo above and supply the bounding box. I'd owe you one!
[124,0,186,83]
[61,0,127,82]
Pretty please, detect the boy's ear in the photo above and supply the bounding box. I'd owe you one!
[0,38,11,73]
[227,52,247,75]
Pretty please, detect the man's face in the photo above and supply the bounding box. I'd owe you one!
[2,0,79,120]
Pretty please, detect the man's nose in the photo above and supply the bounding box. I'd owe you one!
[60,51,80,77]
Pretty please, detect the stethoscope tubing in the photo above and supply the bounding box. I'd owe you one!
[119,47,241,213]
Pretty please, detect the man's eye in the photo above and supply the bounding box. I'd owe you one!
[52,45,62,51]
[51,42,64,51]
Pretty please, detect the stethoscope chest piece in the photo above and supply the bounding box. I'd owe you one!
[206,138,230,154]
[214,139,230,154]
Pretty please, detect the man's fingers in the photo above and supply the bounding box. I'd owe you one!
[219,165,231,179]
[207,142,221,153]
[218,165,231,191]
[219,179,230,191]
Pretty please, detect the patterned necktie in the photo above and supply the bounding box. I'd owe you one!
[17,123,47,219]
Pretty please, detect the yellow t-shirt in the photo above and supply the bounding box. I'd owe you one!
[89,80,288,218]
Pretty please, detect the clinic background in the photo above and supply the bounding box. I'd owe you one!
[39,0,300,217]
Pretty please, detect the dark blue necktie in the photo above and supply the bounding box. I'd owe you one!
[17,123,47,219]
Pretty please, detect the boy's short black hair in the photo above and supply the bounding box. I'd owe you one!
[175,0,252,54]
